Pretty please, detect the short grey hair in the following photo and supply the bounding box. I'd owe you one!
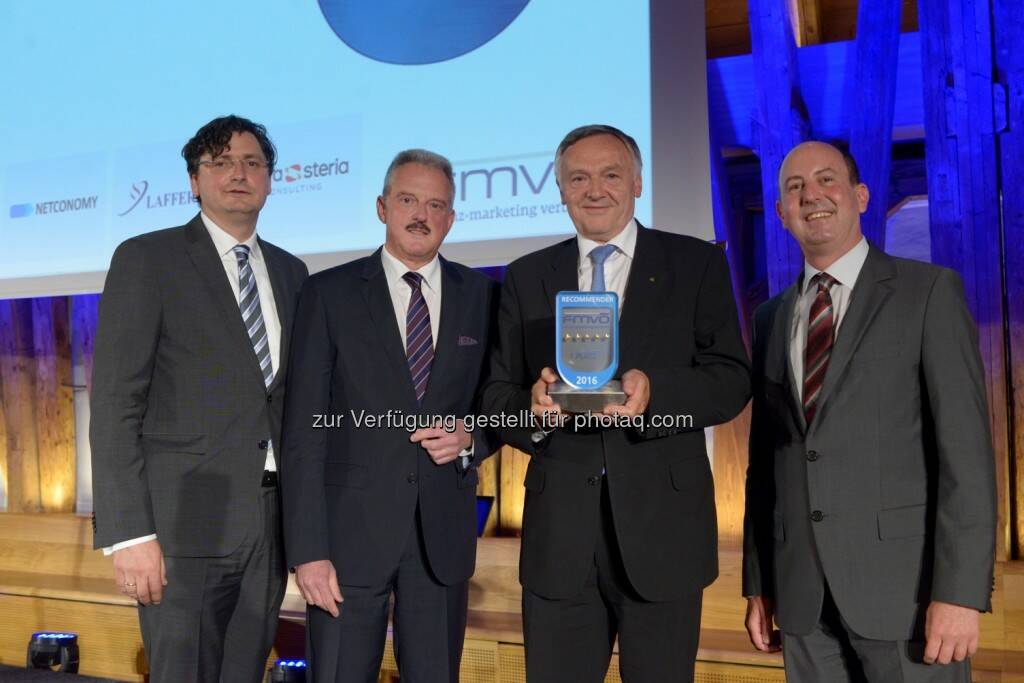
[382,149,456,204]
[554,124,643,182]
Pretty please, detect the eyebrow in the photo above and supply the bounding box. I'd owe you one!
[783,167,839,185]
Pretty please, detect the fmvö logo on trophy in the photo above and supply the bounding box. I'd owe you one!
[318,0,530,65]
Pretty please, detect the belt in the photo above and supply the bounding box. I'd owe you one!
[261,470,278,488]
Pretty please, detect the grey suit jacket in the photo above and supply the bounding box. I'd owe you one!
[90,214,308,557]
[743,247,996,640]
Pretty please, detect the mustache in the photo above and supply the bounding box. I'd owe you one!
[405,221,430,233]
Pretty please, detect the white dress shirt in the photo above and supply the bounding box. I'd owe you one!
[104,213,282,555]
[575,218,638,304]
[380,245,473,464]
[789,237,870,401]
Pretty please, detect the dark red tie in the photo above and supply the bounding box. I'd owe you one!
[403,272,433,404]
[803,272,837,425]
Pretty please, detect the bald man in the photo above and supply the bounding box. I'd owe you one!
[742,141,996,681]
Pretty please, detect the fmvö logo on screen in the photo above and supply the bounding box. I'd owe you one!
[9,196,98,219]
[318,0,529,65]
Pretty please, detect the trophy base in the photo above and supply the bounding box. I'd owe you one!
[548,380,626,414]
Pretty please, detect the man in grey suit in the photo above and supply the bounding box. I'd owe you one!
[743,140,996,681]
[90,115,308,682]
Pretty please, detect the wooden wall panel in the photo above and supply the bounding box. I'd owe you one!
[32,297,76,512]
[476,445,500,536]
[498,447,529,535]
[0,300,41,512]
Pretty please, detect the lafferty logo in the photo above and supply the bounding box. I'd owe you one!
[319,0,529,65]
[272,159,349,184]
[9,196,98,219]
[117,180,197,217]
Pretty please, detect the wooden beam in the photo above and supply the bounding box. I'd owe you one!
[994,0,1024,558]
[848,0,903,249]
[920,0,1010,561]
[32,296,76,512]
[748,0,810,295]
[789,0,822,46]
[0,300,41,512]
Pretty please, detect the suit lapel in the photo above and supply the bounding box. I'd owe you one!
[541,239,579,316]
[260,239,291,392]
[812,247,896,426]
[360,249,419,409]
[421,256,462,410]
[770,282,806,432]
[618,225,672,373]
[183,215,266,391]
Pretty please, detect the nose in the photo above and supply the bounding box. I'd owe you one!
[229,159,247,180]
[800,183,823,204]
[411,199,427,221]
[585,178,605,200]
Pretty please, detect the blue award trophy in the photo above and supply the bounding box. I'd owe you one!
[548,291,626,413]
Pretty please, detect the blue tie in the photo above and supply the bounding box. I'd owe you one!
[589,244,617,292]
[233,245,274,388]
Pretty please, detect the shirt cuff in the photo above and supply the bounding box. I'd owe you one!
[102,533,157,556]
[459,441,475,470]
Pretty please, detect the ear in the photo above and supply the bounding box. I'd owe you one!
[632,172,642,198]
[376,196,387,223]
[775,200,785,222]
[441,209,456,239]
[189,174,200,202]
[855,183,870,213]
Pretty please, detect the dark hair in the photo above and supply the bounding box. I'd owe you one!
[824,139,861,185]
[555,124,642,180]
[181,115,277,177]
[382,149,455,204]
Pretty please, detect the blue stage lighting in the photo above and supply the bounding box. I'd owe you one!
[27,632,79,673]
[268,658,307,682]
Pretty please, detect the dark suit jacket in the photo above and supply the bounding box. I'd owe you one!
[743,247,996,640]
[90,213,309,556]
[280,249,499,587]
[480,225,751,601]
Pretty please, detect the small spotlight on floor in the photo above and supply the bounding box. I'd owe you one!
[27,632,79,673]
[268,659,307,682]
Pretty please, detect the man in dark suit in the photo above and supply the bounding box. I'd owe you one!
[480,125,751,681]
[280,149,498,682]
[743,141,996,681]
[90,115,309,682]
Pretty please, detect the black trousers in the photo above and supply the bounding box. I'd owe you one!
[522,479,703,682]
[138,486,286,683]
[783,586,972,683]
[306,510,468,683]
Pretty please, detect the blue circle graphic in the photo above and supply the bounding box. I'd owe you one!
[318,0,530,65]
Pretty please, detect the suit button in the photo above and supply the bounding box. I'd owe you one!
[266,395,273,403]
[587,476,600,486]
[258,440,269,450]
[407,473,418,484]
[810,510,824,522]
[806,450,818,462]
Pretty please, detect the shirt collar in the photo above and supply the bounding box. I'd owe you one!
[802,236,869,294]
[201,212,260,259]
[576,218,638,266]
[380,244,442,293]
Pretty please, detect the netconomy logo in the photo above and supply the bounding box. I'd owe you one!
[9,195,99,219]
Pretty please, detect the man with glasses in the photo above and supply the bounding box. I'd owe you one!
[280,149,498,682]
[91,115,309,682]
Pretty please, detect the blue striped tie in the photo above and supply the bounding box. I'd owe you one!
[233,245,274,388]
[589,244,617,291]
[403,272,434,404]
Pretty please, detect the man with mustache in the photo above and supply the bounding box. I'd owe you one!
[481,124,751,681]
[91,115,309,681]
[743,140,996,681]
[281,149,499,682]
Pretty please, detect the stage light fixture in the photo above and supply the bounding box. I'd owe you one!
[27,632,79,673]
[268,658,307,682]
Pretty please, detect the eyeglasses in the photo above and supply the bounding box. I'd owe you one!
[198,157,269,174]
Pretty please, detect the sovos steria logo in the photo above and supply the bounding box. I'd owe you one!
[317,0,530,65]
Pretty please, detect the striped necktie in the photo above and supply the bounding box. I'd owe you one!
[233,245,273,388]
[403,272,434,404]
[803,272,837,425]
[589,244,617,291]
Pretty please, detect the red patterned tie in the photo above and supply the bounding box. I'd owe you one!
[803,272,837,425]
